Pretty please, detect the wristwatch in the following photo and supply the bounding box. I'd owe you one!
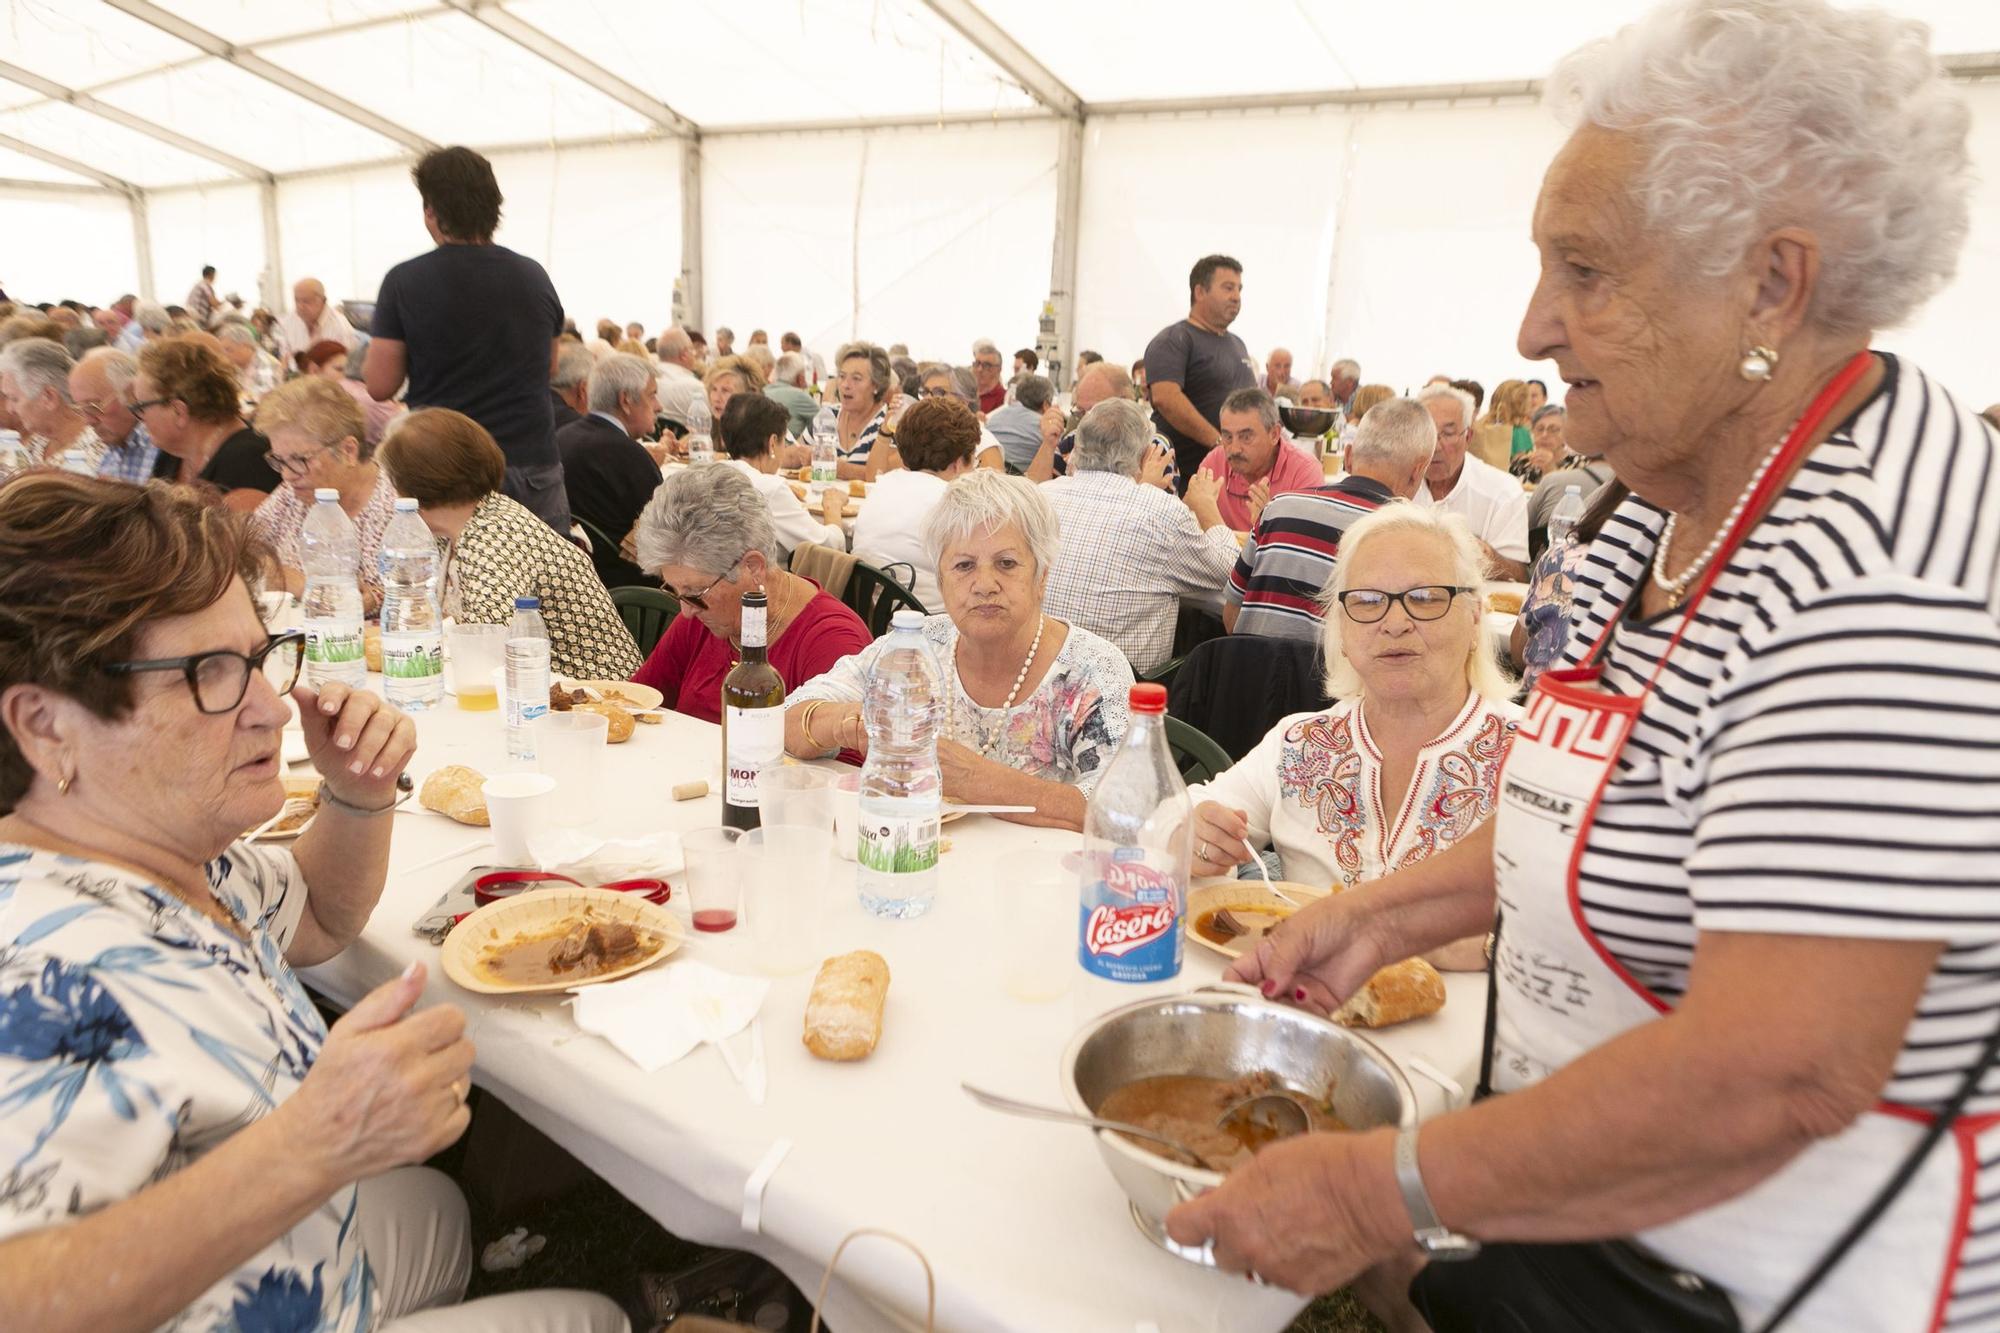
[1393,1127,1481,1260]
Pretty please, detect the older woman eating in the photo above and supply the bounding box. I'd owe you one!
[0,473,625,1332]
[248,376,399,614]
[1168,4,2000,1331]
[1190,505,1517,897]
[785,471,1134,831]
[629,464,871,722]
[377,409,641,681]
[132,338,280,511]
[719,392,847,558]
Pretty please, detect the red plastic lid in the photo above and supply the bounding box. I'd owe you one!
[1129,682,1167,714]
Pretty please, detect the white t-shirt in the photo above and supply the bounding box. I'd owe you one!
[722,458,845,559]
[1414,454,1530,561]
[275,306,357,369]
[850,468,948,612]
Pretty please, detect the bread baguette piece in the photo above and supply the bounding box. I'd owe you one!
[803,950,889,1061]
[574,701,635,743]
[1333,957,1445,1029]
[419,764,490,826]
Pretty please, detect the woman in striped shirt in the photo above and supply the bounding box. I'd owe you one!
[1171,4,2000,1330]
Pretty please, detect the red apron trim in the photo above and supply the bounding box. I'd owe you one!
[1924,1120,1981,1333]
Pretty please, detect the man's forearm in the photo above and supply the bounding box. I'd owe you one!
[1152,385,1218,451]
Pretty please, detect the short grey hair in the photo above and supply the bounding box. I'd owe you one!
[1346,398,1436,474]
[217,321,258,347]
[1079,362,1135,401]
[1317,505,1514,703]
[133,300,170,334]
[1013,374,1053,413]
[1548,0,1971,333]
[971,338,1000,360]
[923,469,1060,577]
[1329,358,1361,381]
[78,345,139,394]
[742,343,775,377]
[1414,382,1475,431]
[1219,386,1278,430]
[633,463,776,578]
[835,341,892,403]
[948,365,979,405]
[1070,398,1151,479]
[588,352,656,413]
[657,327,693,362]
[0,338,75,405]
[1531,403,1567,425]
[552,341,596,390]
[773,350,808,385]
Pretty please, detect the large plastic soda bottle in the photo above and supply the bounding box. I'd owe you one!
[378,497,443,710]
[300,488,365,689]
[1078,683,1190,988]
[856,610,942,918]
[1548,483,1587,548]
[809,404,839,500]
[505,597,551,764]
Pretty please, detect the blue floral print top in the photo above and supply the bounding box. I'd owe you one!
[0,841,373,1331]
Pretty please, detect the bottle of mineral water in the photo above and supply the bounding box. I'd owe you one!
[856,610,943,918]
[505,597,551,764]
[1078,683,1190,992]
[1548,483,1586,548]
[685,397,715,465]
[300,489,365,689]
[809,404,839,500]
[377,497,443,710]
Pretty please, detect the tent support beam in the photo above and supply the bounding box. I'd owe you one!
[0,58,271,180]
[0,177,119,195]
[679,140,703,332]
[0,130,137,193]
[130,189,156,301]
[914,0,1081,119]
[261,179,285,315]
[442,0,698,138]
[1050,117,1083,389]
[102,0,438,154]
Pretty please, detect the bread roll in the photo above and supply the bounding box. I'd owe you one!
[363,624,384,674]
[1333,957,1445,1029]
[803,950,889,1061]
[419,764,490,826]
[574,701,634,743]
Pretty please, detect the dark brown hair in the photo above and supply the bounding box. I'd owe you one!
[895,397,980,474]
[1188,254,1241,301]
[138,337,242,423]
[0,474,265,811]
[720,393,789,461]
[377,408,506,506]
[413,146,503,242]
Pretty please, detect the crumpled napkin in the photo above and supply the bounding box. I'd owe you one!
[568,960,769,1073]
[526,829,684,882]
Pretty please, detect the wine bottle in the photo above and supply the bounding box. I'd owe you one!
[721,591,785,830]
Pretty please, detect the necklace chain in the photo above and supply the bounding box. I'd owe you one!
[947,615,1045,762]
[1649,432,1791,603]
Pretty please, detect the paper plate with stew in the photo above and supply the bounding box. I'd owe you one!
[443,886,683,994]
[1186,880,1333,961]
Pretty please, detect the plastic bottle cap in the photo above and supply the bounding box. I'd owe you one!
[314,487,339,501]
[514,597,540,610]
[1129,682,1168,714]
[394,497,419,511]
[890,609,924,631]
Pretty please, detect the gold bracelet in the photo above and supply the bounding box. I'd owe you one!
[799,700,830,753]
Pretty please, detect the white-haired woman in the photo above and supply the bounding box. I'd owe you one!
[1171,4,2000,1330]
[1191,505,1518,892]
[784,471,1134,831]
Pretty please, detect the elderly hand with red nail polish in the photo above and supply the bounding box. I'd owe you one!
[1224,890,1393,1019]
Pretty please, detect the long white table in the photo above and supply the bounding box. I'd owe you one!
[303,692,1484,1331]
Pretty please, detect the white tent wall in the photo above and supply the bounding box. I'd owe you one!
[2,186,139,301]
[145,181,265,313]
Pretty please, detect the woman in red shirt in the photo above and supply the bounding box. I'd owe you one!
[629,464,869,721]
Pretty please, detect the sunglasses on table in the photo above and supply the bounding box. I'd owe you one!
[1337,586,1474,623]
[100,630,305,714]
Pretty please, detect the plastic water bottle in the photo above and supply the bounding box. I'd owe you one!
[809,404,839,500]
[505,597,551,764]
[856,610,943,918]
[300,488,365,689]
[1549,483,1586,547]
[1078,684,1190,995]
[685,397,714,465]
[378,497,443,711]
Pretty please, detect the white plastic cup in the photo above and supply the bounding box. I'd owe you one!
[540,711,609,826]
[740,825,831,976]
[682,827,744,933]
[756,766,832,831]
[482,772,556,865]
[447,623,508,710]
[829,771,862,862]
[996,850,1077,1003]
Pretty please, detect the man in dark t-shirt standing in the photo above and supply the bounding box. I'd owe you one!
[364,146,571,533]
[1144,254,1257,493]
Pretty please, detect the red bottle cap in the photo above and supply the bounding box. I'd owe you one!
[1129,682,1167,714]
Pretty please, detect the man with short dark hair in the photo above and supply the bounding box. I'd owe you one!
[1146,254,1257,491]
[780,330,825,383]
[1013,347,1038,376]
[365,145,571,533]
[185,265,218,328]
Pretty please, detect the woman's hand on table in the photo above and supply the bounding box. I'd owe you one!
[1226,891,1390,1016]
[1191,800,1255,876]
[273,962,473,1184]
[937,737,999,799]
[293,680,416,809]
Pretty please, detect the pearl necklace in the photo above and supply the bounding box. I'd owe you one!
[948,615,1045,761]
[1649,433,1790,603]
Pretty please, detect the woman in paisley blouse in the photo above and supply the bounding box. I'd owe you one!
[785,470,1134,831]
[378,409,641,682]
[0,473,625,1331]
[1190,504,1519,900]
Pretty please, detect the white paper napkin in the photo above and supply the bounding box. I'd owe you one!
[527,828,685,881]
[569,960,769,1073]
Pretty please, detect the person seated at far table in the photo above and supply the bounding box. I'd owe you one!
[785,470,1135,831]
[378,408,641,681]
[1196,386,1325,532]
[719,392,847,559]
[629,464,871,722]
[0,338,105,478]
[132,337,281,511]
[557,352,666,558]
[828,341,902,481]
[248,376,399,614]
[851,395,984,612]
[0,472,629,1333]
[1191,505,1518,945]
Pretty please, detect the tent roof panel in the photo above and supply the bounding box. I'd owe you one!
[0,1,199,90]
[150,0,439,48]
[93,57,405,174]
[0,142,102,186]
[0,99,233,187]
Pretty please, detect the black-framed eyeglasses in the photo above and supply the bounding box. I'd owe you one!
[100,630,305,714]
[128,397,173,416]
[263,442,334,477]
[675,554,747,612]
[1337,586,1474,624]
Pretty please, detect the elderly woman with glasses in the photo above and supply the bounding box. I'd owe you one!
[132,337,280,512]
[785,471,1134,831]
[629,464,871,722]
[0,474,627,1332]
[914,362,1007,472]
[247,376,399,614]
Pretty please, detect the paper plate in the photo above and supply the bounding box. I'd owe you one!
[442,886,683,995]
[246,795,318,843]
[570,681,664,711]
[1185,880,1332,961]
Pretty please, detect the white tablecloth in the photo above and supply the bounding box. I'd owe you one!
[303,692,1485,1332]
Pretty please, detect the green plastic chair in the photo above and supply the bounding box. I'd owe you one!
[1164,715,1234,785]
[1141,655,1187,689]
[846,558,928,636]
[610,585,680,658]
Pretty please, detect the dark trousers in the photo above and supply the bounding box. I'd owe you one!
[505,460,572,536]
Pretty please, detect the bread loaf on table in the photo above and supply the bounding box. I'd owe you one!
[1333,957,1446,1029]
[419,764,490,826]
[803,950,890,1061]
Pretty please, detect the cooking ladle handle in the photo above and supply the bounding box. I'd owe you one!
[958,1082,1206,1162]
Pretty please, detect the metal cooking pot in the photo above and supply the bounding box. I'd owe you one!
[1060,985,1416,1265]
[1278,404,1340,438]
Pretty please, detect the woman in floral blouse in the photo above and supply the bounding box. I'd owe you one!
[248,375,399,614]
[1190,505,1519,899]
[0,474,624,1331]
[378,409,641,681]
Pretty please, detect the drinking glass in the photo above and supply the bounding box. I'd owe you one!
[447,624,508,711]
[995,849,1078,1002]
[740,826,831,976]
[682,827,744,933]
[756,767,832,831]
[830,771,862,862]
[539,711,608,826]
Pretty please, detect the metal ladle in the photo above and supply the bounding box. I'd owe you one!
[960,1083,1220,1170]
[1215,1090,1312,1140]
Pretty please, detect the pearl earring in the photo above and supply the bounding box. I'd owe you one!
[1739,345,1779,382]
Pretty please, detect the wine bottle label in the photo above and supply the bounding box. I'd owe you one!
[723,705,784,807]
[740,602,767,648]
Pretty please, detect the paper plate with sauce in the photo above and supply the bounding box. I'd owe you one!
[443,886,683,995]
[1185,880,1333,961]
